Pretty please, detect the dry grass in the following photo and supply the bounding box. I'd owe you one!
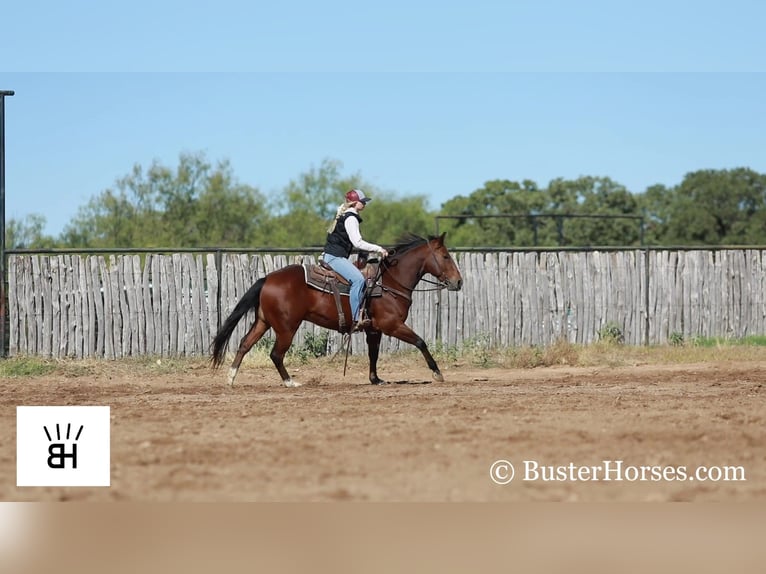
[3,340,766,380]
[457,339,766,370]
[577,341,766,367]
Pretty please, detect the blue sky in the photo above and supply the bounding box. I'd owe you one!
[2,1,766,236]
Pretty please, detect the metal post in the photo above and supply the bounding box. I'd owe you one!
[0,90,15,358]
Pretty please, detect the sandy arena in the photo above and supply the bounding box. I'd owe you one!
[1,357,764,502]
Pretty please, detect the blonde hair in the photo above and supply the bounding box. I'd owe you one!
[326,201,355,233]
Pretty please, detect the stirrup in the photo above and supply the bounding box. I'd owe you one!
[352,318,372,332]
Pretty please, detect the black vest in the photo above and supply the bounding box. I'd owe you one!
[325,212,362,257]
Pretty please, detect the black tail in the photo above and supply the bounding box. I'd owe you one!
[211,278,266,367]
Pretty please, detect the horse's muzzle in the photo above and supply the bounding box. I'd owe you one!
[446,278,463,291]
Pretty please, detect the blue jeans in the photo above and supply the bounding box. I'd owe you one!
[323,253,365,322]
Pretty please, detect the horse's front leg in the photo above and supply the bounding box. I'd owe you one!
[365,330,386,385]
[386,323,444,382]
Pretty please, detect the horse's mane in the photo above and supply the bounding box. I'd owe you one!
[389,233,431,256]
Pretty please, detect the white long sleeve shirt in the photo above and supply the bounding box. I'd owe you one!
[343,209,385,253]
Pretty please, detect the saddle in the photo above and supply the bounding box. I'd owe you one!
[303,256,383,331]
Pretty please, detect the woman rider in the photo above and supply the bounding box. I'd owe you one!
[322,189,388,331]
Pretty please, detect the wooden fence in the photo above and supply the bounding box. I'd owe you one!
[6,249,766,358]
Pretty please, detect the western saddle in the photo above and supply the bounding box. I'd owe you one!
[302,254,382,331]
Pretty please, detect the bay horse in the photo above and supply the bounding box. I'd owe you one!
[211,233,463,386]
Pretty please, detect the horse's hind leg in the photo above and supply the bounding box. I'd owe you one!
[270,327,301,387]
[228,318,270,386]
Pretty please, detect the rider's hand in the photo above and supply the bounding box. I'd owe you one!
[380,249,389,258]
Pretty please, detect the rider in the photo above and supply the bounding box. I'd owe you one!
[322,189,388,332]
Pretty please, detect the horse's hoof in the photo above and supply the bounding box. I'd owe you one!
[371,379,389,385]
[227,367,238,386]
[284,379,303,388]
[432,371,444,383]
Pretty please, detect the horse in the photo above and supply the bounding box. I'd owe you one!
[211,233,463,386]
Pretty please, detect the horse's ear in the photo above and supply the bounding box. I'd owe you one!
[437,232,446,245]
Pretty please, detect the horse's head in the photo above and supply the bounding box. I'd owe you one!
[423,233,463,291]
[383,232,463,293]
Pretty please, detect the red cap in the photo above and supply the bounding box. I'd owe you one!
[345,189,371,204]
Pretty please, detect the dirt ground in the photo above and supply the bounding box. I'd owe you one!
[2,357,764,502]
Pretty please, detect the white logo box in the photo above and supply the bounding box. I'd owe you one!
[17,406,110,487]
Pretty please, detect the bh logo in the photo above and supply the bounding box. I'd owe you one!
[17,406,110,487]
[44,423,85,469]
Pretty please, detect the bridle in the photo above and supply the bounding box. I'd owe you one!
[379,241,453,301]
[419,241,452,288]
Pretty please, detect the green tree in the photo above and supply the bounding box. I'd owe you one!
[362,194,435,245]
[637,183,674,245]
[260,158,386,248]
[195,170,270,246]
[562,177,641,246]
[51,148,766,250]
[280,158,366,220]
[258,211,328,248]
[637,168,766,245]
[438,177,641,247]
[439,179,546,246]
[60,153,268,248]
[61,188,140,247]
[5,214,57,249]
